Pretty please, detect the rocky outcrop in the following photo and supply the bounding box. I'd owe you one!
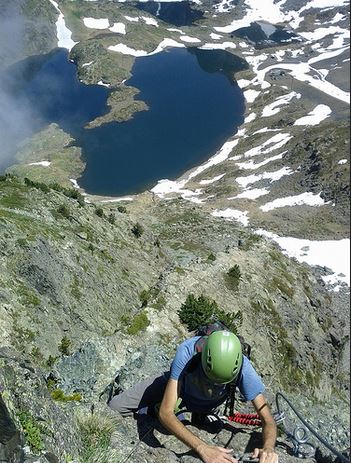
[0,176,349,462]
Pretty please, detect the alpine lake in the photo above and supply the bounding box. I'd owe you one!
[2,47,247,196]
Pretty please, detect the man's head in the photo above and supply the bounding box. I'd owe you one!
[201,331,243,384]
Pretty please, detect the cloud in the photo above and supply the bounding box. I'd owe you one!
[0,3,42,171]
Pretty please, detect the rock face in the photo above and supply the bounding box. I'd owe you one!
[0,0,349,461]
[0,176,349,462]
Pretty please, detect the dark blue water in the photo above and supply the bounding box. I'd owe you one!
[79,48,246,195]
[133,1,204,26]
[231,22,300,49]
[1,48,246,196]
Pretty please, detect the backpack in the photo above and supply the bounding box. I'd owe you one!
[186,320,252,416]
[194,320,252,359]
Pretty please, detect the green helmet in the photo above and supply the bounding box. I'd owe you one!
[201,331,243,384]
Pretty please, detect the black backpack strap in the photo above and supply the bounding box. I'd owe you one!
[224,360,244,417]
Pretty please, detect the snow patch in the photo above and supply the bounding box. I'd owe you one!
[29,161,51,167]
[199,174,226,185]
[257,230,350,287]
[244,89,261,103]
[200,42,237,50]
[141,16,159,27]
[210,33,223,40]
[262,92,301,118]
[260,192,329,212]
[212,208,250,226]
[180,36,201,43]
[234,152,285,170]
[236,167,293,188]
[229,188,270,200]
[70,179,80,189]
[109,22,126,34]
[48,0,78,51]
[294,105,332,126]
[83,17,109,29]
[245,113,257,123]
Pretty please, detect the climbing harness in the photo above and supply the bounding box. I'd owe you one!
[275,392,349,462]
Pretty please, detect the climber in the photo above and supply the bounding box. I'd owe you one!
[108,331,278,463]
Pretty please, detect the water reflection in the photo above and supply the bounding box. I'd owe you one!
[133,1,204,26]
[231,21,301,48]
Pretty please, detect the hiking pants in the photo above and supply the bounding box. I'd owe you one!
[108,373,169,417]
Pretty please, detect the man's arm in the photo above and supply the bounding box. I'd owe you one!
[251,394,278,463]
[159,379,237,463]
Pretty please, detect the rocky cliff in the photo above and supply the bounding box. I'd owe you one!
[0,175,349,462]
[0,0,350,462]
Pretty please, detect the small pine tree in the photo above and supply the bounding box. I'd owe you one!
[58,336,71,356]
[226,264,241,291]
[95,207,104,218]
[178,294,220,331]
[178,294,243,334]
[139,289,150,307]
[108,213,116,224]
[131,223,144,238]
[57,204,70,219]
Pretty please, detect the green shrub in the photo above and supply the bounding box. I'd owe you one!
[31,347,43,360]
[58,336,71,356]
[95,207,104,218]
[225,264,242,290]
[24,177,50,193]
[51,388,82,402]
[117,205,127,213]
[57,204,70,219]
[207,252,216,263]
[127,311,150,335]
[46,355,58,367]
[50,184,85,206]
[18,410,44,453]
[108,213,116,224]
[139,289,150,307]
[154,295,166,311]
[131,223,144,238]
[178,294,242,333]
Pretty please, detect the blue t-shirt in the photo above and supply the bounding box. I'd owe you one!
[170,337,264,408]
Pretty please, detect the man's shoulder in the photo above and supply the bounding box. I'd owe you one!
[177,336,201,352]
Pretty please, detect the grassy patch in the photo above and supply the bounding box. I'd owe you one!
[17,410,45,453]
[250,298,303,389]
[51,389,82,402]
[77,413,118,463]
[71,275,82,301]
[0,190,27,209]
[125,311,150,335]
[269,276,295,299]
[17,283,41,307]
[239,233,262,251]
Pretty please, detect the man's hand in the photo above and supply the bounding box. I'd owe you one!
[252,447,278,463]
[197,443,239,463]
